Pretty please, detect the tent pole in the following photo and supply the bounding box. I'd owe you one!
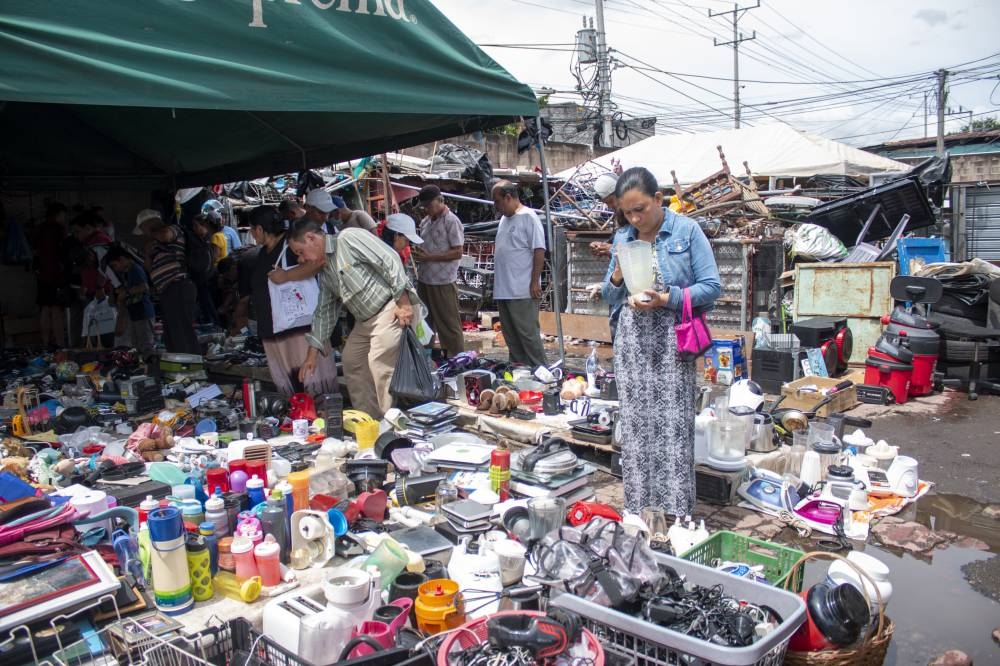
[535,115,565,365]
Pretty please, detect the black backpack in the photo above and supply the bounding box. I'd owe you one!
[181,226,214,280]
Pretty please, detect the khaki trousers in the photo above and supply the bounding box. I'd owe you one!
[342,301,402,419]
[417,282,465,357]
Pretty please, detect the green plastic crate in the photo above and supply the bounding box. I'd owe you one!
[679,531,805,592]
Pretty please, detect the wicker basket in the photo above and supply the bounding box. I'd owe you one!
[781,552,894,666]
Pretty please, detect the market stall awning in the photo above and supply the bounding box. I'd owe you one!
[0,0,538,189]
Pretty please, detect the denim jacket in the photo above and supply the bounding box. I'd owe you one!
[601,208,722,317]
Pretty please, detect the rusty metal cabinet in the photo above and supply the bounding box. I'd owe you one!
[793,262,895,365]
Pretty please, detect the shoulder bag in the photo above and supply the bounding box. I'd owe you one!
[269,242,320,334]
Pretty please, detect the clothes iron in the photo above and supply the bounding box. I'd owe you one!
[737,468,799,515]
[793,493,845,536]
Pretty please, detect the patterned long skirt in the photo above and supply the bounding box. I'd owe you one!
[614,302,697,516]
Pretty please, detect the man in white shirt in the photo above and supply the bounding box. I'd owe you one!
[490,180,547,367]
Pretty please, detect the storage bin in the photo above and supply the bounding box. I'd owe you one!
[679,531,805,591]
[550,551,806,666]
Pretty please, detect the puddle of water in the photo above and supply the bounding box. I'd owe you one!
[914,492,1000,553]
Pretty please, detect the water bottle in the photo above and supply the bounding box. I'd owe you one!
[246,475,266,508]
[186,534,214,601]
[205,494,229,537]
[752,312,771,349]
[260,491,290,564]
[199,522,219,576]
[585,342,600,395]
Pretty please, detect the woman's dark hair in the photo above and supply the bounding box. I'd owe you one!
[615,167,659,199]
[379,224,399,247]
[289,216,325,242]
[248,205,285,236]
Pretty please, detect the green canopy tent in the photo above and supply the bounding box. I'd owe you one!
[0,0,539,189]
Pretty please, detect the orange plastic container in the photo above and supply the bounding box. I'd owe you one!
[287,470,311,512]
[415,579,465,635]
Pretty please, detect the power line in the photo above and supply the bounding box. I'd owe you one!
[833,109,999,142]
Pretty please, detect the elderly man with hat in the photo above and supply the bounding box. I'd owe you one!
[133,209,200,354]
[412,185,465,357]
[288,215,422,419]
[588,172,620,259]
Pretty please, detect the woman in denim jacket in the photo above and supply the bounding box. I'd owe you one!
[601,167,721,516]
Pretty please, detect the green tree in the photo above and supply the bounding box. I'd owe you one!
[960,117,1000,133]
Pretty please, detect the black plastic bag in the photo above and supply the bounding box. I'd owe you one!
[389,327,442,404]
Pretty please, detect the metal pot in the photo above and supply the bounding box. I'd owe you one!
[749,413,776,453]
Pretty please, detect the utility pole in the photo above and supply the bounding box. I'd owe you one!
[936,69,948,155]
[710,1,758,129]
[594,0,613,147]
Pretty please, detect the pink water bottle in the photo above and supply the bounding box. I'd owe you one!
[254,534,282,587]
[231,535,259,580]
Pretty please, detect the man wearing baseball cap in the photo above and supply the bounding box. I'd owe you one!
[328,195,378,233]
[303,189,337,233]
[413,185,465,357]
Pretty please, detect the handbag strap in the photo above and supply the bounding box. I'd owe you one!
[681,287,693,322]
[274,241,290,271]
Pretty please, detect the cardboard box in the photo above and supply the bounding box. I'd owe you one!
[704,337,748,386]
[779,376,858,417]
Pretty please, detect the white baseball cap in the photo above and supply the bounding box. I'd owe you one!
[386,214,424,245]
[305,189,335,213]
[134,209,162,235]
[594,172,619,199]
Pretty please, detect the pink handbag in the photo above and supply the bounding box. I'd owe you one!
[675,288,713,361]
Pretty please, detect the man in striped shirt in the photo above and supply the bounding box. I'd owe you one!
[288,218,419,419]
[134,209,200,355]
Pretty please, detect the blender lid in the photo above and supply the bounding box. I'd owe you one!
[811,440,841,454]
[826,464,855,480]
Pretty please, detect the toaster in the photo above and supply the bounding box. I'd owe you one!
[262,591,355,666]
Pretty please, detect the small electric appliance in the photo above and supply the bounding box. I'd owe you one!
[263,592,355,664]
[290,510,335,569]
[737,468,799,514]
[792,317,853,375]
[886,455,919,497]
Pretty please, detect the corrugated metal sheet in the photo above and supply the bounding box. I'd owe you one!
[965,186,1000,261]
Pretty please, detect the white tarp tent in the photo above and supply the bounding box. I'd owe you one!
[557,124,910,185]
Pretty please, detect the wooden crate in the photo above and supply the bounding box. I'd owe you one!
[779,376,858,416]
